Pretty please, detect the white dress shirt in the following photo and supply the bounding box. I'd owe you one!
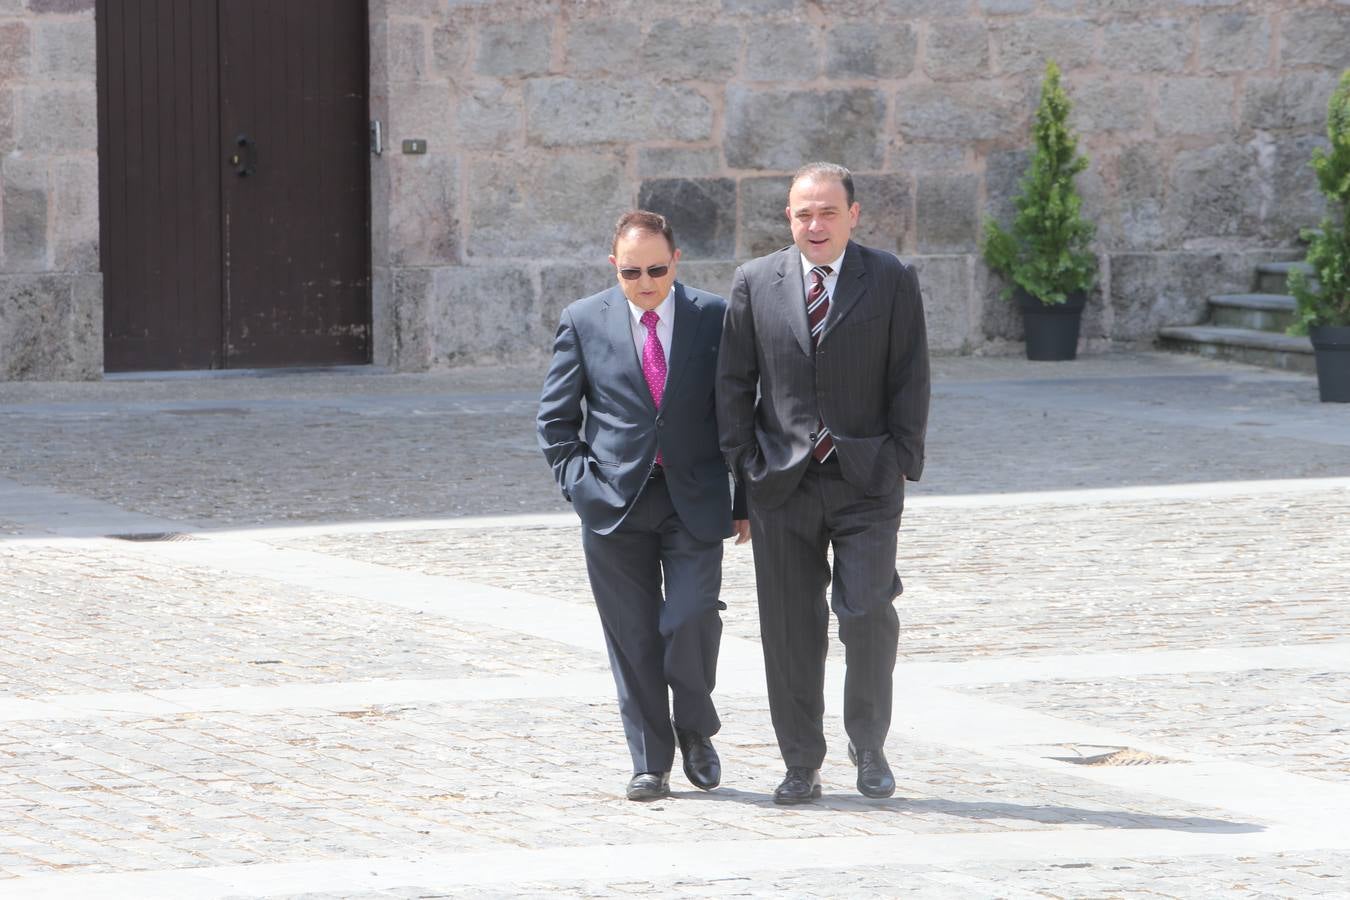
[800,249,846,302]
[627,289,674,385]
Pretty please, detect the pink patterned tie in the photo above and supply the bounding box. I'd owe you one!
[640,310,666,465]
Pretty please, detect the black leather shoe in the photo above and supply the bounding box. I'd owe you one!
[626,771,670,801]
[773,766,822,805]
[848,743,896,798]
[674,725,721,791]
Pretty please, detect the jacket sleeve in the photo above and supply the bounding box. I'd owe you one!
[536,307,591,500]
[716,266,759,480]
[887,263,931,481]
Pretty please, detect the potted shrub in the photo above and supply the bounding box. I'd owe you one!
[983,60,1097,361]
[1288,69,1350,403]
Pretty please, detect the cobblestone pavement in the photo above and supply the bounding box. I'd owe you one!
[2,353,1349,898]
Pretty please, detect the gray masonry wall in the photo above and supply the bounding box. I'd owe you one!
[369,0,1349,370]
[0,0,100,380]
[1,0,1347,378]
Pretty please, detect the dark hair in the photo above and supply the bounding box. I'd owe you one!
[790,162,855,206]
[612,210,676,254]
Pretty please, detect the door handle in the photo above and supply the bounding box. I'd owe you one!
[229,134,256,177]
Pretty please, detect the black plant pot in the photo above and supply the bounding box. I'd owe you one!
[1016,289,1086,361]
[1310,324,1350,403]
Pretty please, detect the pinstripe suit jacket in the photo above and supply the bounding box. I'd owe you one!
[716,241,931,511]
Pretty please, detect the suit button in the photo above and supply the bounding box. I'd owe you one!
[656,416,665,427]
[809,431,817,442]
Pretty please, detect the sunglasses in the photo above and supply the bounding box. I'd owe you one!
[617,263,672,281]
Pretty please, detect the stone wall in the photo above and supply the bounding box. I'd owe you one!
[0,0,100,380]
[370,0,1348,369]
[2,0,1346,378]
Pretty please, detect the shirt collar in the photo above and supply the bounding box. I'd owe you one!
[800,248,846,281]
[628,288,675,327]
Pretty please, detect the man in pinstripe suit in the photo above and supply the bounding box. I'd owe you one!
[716,162,930,804]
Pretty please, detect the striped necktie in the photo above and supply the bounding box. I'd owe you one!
[807,265,835,462]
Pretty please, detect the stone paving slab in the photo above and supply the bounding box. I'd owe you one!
[279,487,1350,662]
[963,669,1350,784]
[3,354,1350,898]
[2,354,1348,531]
[0,696,1260,881]
[0,542,606,698]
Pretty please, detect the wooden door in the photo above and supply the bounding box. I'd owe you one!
[98,0,371,371]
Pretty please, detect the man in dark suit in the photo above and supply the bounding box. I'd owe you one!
[538,210,748,801]
[716,162,930,804]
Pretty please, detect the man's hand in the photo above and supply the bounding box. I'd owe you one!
[733,519,751,545]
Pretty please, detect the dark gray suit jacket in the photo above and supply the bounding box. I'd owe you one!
[716,241,931,510]
[538,282,741,543]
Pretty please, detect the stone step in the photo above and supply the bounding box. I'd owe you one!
[1255,261,1314,294]
[1157,325,1315,374]
[1209,293,1297,333]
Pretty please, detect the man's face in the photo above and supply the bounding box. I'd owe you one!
[610,229,680,311]
[786,176,860,266]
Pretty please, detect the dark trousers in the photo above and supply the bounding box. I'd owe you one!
[748,459,903,769]
[581,476,725,775]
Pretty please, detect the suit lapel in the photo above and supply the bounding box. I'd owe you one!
[605,287,655,410]
[773,248,813,356]
[662,282,701,405]
[819,241,866,346]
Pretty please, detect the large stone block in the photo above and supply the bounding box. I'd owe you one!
[476,21,553,77]
[637,146,722,178]
[639,21,740,82]
[2,157,47,271]
[0,89,14,155]
[677,260,739,298]
[1100,19,1190,73]
[564,21,641,74]
[896,81,1026,142]
[737,175,792,258]
[49,155,98,272]
[916,173,979,253]
[993,20,1096,75]
[1164,144,1260,245]
[391,267,433,371]
[909,255,972,353]
[1156,77,1235,136]
[1115,142,1168,251]
[725,87,886,171]
[891,141,969,173]
[28,0,94,11]
[637,178,736,260]
[925,22,989,82]
[0,274,99,380]
[539,263,613,341]
[1242,72,1342,131]
[388,81,455,158]
[526,78,713,147]
[983,147,1030,228]
[15,87,97,154]
[824,22,917,79]
[467,151,630,259]
[456,81,523,149]
[429,264,538,364]
[1258,132,1331,241]
[0,23,31,80]
[431,23,469,78]
[747,24,821,81]
[1067,75,1150,134]
[1109,252,1247,341]
[387,21,429,82]
[371,265,394,368]
[387,154,460,267]
[852,173,913,255]
[33,19,95,78]
[1196,13,1271,73]
[1281,9,1350,69]
[818,0,961,16]
[980,0,1034,12]
[721,0,807,13]
[976,264,1023,344]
